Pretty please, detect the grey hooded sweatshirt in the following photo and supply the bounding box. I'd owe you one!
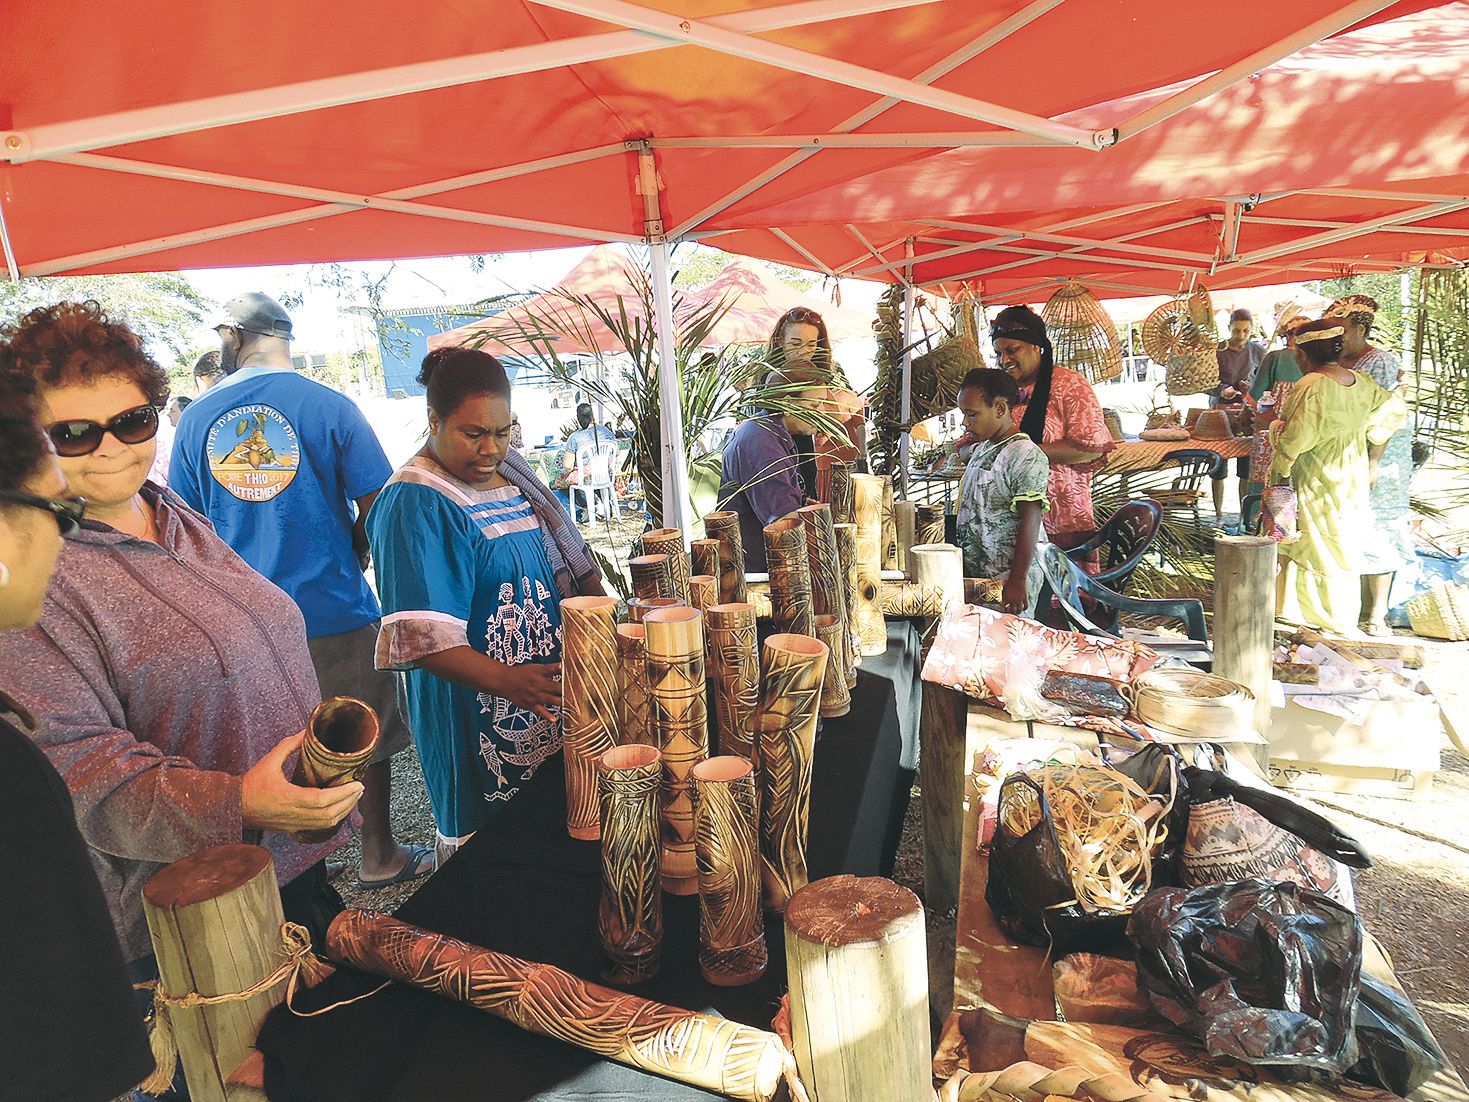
[0,485,348,960]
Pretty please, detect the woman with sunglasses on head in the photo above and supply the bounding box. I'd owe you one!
[764,307,868,490]
[0,371,155,1101]
[0,303,363,1016]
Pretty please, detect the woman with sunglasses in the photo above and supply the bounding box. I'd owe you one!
[764,307,868,487]
[1,370,155,1100]
[0,303,362,1009]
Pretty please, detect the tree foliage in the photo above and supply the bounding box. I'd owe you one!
[0,272,213,365]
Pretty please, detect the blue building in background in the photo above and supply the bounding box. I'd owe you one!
[373,304,486,397]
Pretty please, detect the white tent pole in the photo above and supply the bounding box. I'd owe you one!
[0,201,20,281]
[637,145,693,541]
[898,238,916,499]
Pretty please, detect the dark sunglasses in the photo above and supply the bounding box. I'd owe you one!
[46,404,159,457]
[0,490,88,536]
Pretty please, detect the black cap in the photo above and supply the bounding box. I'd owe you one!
[220,292,293,339]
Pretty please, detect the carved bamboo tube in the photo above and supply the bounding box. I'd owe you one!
[597,744,664,984]
[894,500,917,576]
[833,522,860,688]
[293,695,380,842]
[615,623,653,746]
[643,606,709,896]
[325,910,786,1102]
[705,602,760,765]
[851,474,888,656]
[798,503,849,713]
[702,509,748,605]
[916,502,946,550]
[764,513,815,638]
[691,538,721,581]
[828,461,854,525]
[879,581,946,618]
[642,528,691,607]
[740,582,772,621]
[627,596,680,623]
[628,553,675,601]
[784,876,931,1102]
[691,756,768,987]
[561,595,620,841]
[757,633,828,912]
[814,614,851,718]
[909,544,964,626]
[880,475,898,571]
[689,574,718,615]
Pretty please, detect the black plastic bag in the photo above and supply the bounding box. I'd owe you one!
[1349,975,1448,1096]
[1183,767,1370,868]
[1128,879,1363,1076]
[1113,743,1189,888]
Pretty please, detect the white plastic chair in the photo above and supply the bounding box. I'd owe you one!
[570,441,618,522]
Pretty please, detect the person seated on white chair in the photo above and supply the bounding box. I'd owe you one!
[561,403,617,523]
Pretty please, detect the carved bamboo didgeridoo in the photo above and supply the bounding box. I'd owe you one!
[688,574,717,615]
[293,695,380,842]
[705,602,760,765]
[691,756,767,987]
[916,501,946,550]
[628,553,675,601]
[597,744,664,984]
[702,510,748,605]
[627,597,680,624]
[763,513,814,638]
[797,503,849,717]
[691,538,721,581]
[641,528,691,607]
[828,461,854,526]
[879,475,898,571]
[561,596,620,840]
[325,910,786,1102]
[643,606,709,896]
[893,500,917,575]
[850,474,888,656]
[756,633,828,913]
[615,623,653,746]
[833,522,860,689]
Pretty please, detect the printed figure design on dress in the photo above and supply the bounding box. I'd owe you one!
[476,577,562,801]
[204,404,301,501]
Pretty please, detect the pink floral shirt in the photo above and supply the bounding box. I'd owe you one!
[1010,365,1115,539]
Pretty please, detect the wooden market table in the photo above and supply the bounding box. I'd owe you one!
[945,708,1469,1102]
[1104,434,1253,475]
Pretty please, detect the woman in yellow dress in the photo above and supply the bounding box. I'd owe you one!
[1268,319,1406,633]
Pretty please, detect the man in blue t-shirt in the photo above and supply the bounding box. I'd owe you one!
[172,293,431,889]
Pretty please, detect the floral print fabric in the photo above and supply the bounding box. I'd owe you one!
[1010,365,1115,539]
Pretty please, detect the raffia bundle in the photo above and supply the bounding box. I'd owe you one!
[1127,669,1254,741]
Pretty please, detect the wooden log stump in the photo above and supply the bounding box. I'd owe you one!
[642,528,692,606]
[597,744,665,984]
[615,624,653,746]
[851,474,888,656]
[757,633,828,913]
[703,510,748,605]
[1213,535,1277,766]
[628,553,675,601]
[560,595,620,840]
[644,606,710,896]
[690,756,767,987]
[706,602,760,764]
[142,845,288,1102]
[894,500,917,575]
[764,513,815,637]
[784,875,931,1102]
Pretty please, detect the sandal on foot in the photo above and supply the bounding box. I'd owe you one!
[356,845,434,890]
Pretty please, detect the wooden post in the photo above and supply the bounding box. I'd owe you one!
[561,595,620,840]
[909,543,968,915]
[894,500,917,576]
[644,606,709,895]
[1213,535,1277,767]
[642,528,692,606]
[784,875,931,1102]
[703,510,748,605]
[142,845,288,1102]
[851,474,887,656]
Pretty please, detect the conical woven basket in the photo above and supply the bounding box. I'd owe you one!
[1406,582,1469,641]
[1042,280,1123,383]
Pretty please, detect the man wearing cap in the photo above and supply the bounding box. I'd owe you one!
[171,293,431,889]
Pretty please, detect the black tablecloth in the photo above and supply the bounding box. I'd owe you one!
[259,657,909,1102]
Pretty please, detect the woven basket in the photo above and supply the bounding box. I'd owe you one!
[1406,582,1469,641]
[1164,347,1220,397]
[910,334,983,422]
[1102,408,1124,442]
[1043,281,1123,383]
[1143,286,1220,396]
[1192,408,1232,440]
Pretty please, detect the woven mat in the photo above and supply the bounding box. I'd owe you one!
[1105,436,1252,474]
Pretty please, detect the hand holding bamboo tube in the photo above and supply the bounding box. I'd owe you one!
[644,606,710,895]
[292,696,380,842]
[561,596,620,840]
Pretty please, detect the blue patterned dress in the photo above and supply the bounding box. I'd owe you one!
[1355,347,1415,575]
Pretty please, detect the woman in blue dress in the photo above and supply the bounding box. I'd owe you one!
[369,348,603,859]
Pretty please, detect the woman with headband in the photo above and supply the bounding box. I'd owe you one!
[1268,318,1405,634]
[1326,294,1413,635]
[988,305,1114,551]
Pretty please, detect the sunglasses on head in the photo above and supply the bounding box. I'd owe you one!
[0,489,88,536]
[46,404,159,457]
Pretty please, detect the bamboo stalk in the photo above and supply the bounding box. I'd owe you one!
[644,606,710,896]
[628,553,675,601]
[691,756,767,987]
[814,614,851,718]
[627,596,681,623]
[703,510,749,605]
[642,528,692,606]
[880,475,898,571]
[292,696,380,843]
[706,602,760,765]
[597,744,664,984]
[560,595,621,840]
[829,461,854,525]
[691,538,721,581]
[798,503,850,712]
[764,513,815,638]
[757,633,828,912]
[833,522,860,688]
[615,623,653,746]
[851,474,888,655]
[916,502,946,548]
[689,574,718,614]
[894,500,917,575]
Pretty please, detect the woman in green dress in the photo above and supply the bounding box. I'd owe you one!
[1268,319,1406,634]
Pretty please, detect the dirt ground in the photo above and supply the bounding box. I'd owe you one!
[337,519,1469,1080]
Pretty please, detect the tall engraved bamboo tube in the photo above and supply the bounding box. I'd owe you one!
[880,475,898,570]
[828,461,854,525]
[292,695,380,842]
[627,596,680,623]
[628,553,674,601]
[894,500,917,576]
[764,514,815,637]
[916,501,946,550]
[143,845,287,1102]
[757,633,828,912]
[703,510,748,604]
[688,574,717,615]
[851,474,888,656]
[691,538,721,580]
[597,744,664,984]
[643,606,709,896]
[706,602,760,764]
[326,911,786,1102]
[833,522,860,689]
[784,876,931,1102]
[798,503,849,714]
[641,528,691,606]
[813,614,851,717]
[615,624,653,746]
[691,756,767,987]
[561,595,620,840]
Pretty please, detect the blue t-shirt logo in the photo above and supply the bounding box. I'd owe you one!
[205,404,301,502]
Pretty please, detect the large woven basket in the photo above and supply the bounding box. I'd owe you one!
[1406,582,1469,641]
[1042,280,1123,383]
[909,334,984,421]
[1143,286,1220,396]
